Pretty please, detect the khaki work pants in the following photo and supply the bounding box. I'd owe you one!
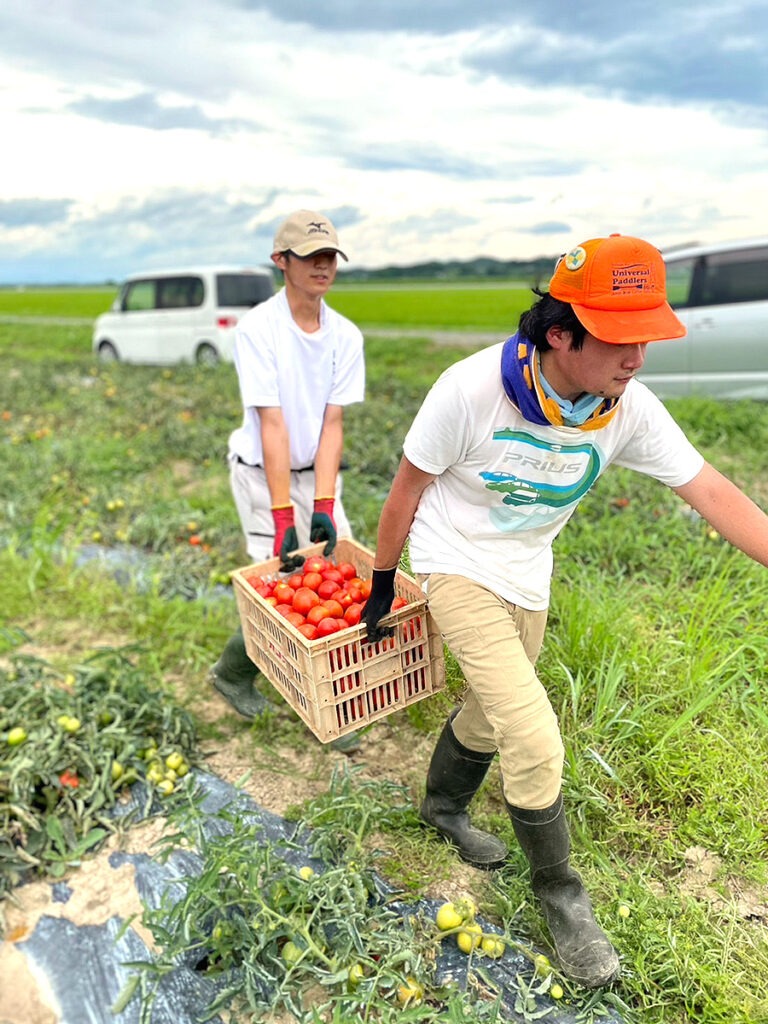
[422,573,564,810]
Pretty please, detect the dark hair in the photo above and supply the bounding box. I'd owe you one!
[518,290,587,351]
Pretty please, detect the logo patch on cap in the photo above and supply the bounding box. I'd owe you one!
[564,246,587,271]
[611,262,654,293]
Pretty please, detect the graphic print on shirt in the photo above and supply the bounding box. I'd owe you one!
[481,429,602,531]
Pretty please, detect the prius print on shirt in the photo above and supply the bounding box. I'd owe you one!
[481,429,603,531]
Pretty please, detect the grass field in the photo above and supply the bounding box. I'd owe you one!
[0,278,537,332]
[2,288,768,1023]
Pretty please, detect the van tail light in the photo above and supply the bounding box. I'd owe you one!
[217,315,238,328]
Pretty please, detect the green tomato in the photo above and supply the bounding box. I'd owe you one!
[57,715,81,733]
[456,922,482,954]
[480,934,505,958]
[534,953,552,976]
[111,760,124,781]
[165,751,184,772]
[347,963,365,987]
[435,902,464,931]
[281,940,302,965]
[397,977,424,1007]
[6,727,27,746]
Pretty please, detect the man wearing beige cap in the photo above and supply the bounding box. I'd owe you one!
[361,234,768,986]
[211,210,365,752]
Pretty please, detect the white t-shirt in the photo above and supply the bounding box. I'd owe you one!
[403,343,705,610]
[227,288,365,467]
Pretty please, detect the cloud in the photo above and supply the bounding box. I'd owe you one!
[1,1,767,282]
[0,198,74,228]
[68,92,259,135]
[463,3,768,110]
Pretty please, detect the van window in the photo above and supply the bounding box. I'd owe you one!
[216,273,273,308]
[695,247,768,307]
[123,279,156,311]
[157,276,205,310]
[665,257,696,309]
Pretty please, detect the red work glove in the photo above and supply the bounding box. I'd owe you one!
[271,505,305,572]
[309,497,337,556]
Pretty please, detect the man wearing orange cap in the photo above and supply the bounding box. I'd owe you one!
[210,210,365,752]
[361,234,768,987]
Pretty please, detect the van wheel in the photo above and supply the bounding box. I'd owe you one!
[98,341,119,362]
[196,343,219,366]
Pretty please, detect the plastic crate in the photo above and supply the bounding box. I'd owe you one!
[231,539,445,743]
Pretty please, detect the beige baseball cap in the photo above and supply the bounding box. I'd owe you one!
[272,209,348,261]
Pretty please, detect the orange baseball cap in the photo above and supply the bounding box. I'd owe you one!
[549,234,685,344]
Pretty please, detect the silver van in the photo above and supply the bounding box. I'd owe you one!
[92,266,275,366]
[640,238,768,398]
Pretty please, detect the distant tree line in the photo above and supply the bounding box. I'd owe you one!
[340,255,557,284]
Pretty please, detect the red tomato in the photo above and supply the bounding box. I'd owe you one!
[285,611,306,628]
[323,599,344,619]
[316,617,341,637]
[317,579,340,601]
[287,573,304,590]
[293,587,321,615]
[273,582,295,605]
[345,584,362,603]
[360,579,373,599]
[307,604,332,626]
[344,603,362,625]
[321,568,344,585]
[255,584,273,599]
[391,596,408,610]
[331,589,353,609]
[245,573,266,588]
[274,603,294,617]
[336,562,357,580]
[334,618,349,631]
[264,596,278,607]
[298,623,318,640]
[302,572,323,592]
[305,556,328,574]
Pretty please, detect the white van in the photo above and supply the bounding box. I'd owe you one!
[640,238,768,398]
[92,266,275,366]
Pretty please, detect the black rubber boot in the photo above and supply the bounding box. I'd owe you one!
[506,794,620,987]
[420,712,508,868]
[209,629,273,719]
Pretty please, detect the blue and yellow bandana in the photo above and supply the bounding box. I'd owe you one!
[500,333,619,431]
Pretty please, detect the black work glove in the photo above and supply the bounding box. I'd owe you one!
[271,505,305,573]
[361,567,397,644]
[309,497,337,556]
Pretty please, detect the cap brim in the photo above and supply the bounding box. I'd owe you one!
[289,243,348,262]
[572,301,686,345]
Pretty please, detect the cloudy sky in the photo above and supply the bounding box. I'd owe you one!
[2,0,767,283]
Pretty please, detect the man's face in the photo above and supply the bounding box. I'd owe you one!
[275,249,338,295]
[544,329,648,401]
